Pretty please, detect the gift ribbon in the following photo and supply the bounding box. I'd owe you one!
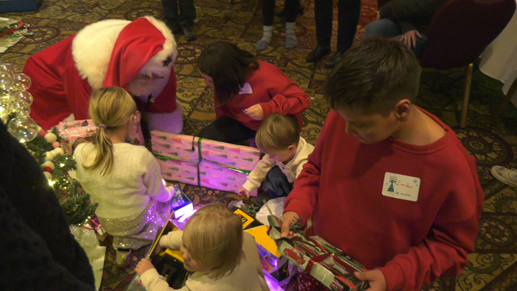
[154,136,251,187]
[196,137,202,187]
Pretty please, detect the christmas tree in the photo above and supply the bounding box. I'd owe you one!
[25,126,98,226]
[0,60,97,227]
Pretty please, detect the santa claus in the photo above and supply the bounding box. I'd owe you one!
[23,16,183,134]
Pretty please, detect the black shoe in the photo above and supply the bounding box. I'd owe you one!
[181,26,198,41]
[325,51,346,69]
[306,46,331,63]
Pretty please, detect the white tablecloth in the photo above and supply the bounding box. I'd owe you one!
[479,2,517,106]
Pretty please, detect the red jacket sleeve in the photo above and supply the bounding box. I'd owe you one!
[283,110,330,224]
[258,67,310,119]
[261,90,311,119]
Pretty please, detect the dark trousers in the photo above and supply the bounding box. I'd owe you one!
[198,115,257,143]
[265,166,294,198]
[262,0,300,25]
[161,0,196,27]
[315,0,361,52]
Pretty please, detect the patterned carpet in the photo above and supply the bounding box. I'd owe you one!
[2,0,517,290]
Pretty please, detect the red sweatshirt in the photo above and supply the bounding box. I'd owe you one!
[284,109,483,291]
[214,60,310,131]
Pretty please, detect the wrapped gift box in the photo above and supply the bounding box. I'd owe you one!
[57,112,145,153]
[152,131,261,194]
[57,119,97,152]
[268,215,369,291]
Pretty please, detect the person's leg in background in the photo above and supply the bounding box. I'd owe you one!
[177,0,198,41]
[256,0,275,51]
[325,0,361,68]
[198,115,257,143]
[275,0,304,17]
[284,0,299,49]
[162,0,181,34]
[306,0,332,63]
[364,19,428,58]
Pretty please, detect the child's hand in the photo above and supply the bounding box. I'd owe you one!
[354,270,386,291]
[243,104,264,120]
[280,211,301,237]
[237,187,250,197]
[135,258,156,276]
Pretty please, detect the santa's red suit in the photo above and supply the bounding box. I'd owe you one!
[23,16,183,133]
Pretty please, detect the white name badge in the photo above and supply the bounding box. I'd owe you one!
[382,172,420,202]
[238,82,253,94]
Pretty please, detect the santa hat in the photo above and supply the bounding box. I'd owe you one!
[103,16,177,89]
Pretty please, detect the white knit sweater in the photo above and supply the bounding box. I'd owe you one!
[74,143,173,219]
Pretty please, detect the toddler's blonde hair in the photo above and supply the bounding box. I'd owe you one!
[256,113,300,151]
[83,86,137,175]
[182,203,243,279]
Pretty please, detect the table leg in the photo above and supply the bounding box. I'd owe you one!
[491,77,517,125]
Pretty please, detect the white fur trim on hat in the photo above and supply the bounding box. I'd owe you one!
[72,19,131,90]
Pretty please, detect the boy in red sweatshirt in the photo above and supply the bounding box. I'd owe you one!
[281,37,484,291]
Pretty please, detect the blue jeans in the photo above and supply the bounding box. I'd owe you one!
[364,18,428,58]
[265,166,293,198]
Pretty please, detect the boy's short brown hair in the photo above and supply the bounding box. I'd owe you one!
[255,113,300,150]
[325,36,421,115]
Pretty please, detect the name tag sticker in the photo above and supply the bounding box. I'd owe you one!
[238,83,253,94]
[382,172,420,202]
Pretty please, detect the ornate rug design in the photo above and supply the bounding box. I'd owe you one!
[1,0,517,290]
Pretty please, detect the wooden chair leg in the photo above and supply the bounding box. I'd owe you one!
[460,63,473,128]
[491,77,517,125]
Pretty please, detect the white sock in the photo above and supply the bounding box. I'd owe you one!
[256,26,273,51]
[285,22,297,49]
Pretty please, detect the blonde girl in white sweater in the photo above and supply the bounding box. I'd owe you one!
[74,87,174,267]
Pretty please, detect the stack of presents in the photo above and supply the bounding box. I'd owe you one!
[151,130,260,196]
[59,121,369,291]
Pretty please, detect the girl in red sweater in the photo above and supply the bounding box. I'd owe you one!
[197,41,310,144]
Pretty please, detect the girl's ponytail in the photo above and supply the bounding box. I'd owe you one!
[82,87,136,176]
[86,124,115,175]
